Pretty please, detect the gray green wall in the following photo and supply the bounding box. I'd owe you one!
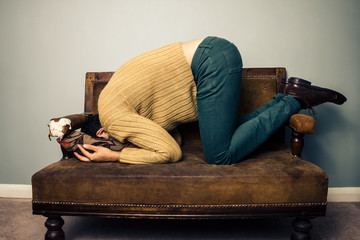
[1,0,359,187]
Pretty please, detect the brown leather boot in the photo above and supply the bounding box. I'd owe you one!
[280,77,347,109]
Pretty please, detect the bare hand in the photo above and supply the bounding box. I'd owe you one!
[74,144,120,162]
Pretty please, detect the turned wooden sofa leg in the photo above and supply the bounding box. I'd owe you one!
[291,130,304,158]
[44,216,65,240]
[291,216,312,240]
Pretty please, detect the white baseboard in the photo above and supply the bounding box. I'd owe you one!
[327,187,360,202]
[1,184,359,202]
[0,184,32,198]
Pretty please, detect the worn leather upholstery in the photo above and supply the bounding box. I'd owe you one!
[33,123,327,208]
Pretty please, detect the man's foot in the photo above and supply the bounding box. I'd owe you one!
[280,77,347,109]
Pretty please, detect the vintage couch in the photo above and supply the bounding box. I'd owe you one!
[32,68,328,240]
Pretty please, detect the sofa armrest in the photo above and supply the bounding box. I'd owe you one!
[288,114,315,134]
[287,114,315,158]
[48,113,91,140]
[48,113,92,161]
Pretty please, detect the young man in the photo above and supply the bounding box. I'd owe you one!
[75,36,346,164]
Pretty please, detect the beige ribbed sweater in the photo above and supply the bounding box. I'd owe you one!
[98,42,198,164]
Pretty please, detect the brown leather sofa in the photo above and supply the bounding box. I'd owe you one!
[32,68,327,240]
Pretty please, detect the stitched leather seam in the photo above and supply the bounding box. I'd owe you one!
[243,75,278,79]
[33,201,327,208]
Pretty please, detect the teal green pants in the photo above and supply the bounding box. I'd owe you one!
[191,37,301,165]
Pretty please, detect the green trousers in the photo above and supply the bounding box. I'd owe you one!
[191,37,301,165]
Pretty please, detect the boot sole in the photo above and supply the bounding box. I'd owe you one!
[283,77,347,104]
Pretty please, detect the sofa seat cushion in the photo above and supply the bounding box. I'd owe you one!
[32,142,328,208]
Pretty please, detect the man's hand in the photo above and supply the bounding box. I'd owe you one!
[74,144,121,162]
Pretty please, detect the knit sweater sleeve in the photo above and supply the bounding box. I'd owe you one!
[106,112,182,164]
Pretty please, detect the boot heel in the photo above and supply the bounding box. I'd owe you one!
[288,77,312,86]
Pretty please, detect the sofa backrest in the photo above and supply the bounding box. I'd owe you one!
[84,68,286,143]
[85,68,285,115]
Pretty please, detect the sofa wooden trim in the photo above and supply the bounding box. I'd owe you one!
[33,201,326,218]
